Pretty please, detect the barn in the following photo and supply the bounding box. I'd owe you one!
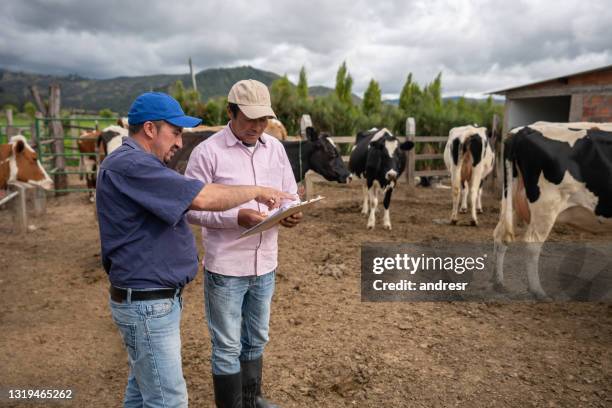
[491,64,612,134]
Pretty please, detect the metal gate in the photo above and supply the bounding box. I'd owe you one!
[34,117,119,194]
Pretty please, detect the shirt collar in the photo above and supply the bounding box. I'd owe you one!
[224,122,269,148]
[124,137,143,150]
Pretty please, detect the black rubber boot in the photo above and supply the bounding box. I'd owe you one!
[240,358,279,408]
[213,372,242,408]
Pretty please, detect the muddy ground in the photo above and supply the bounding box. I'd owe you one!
[0,181,610,407]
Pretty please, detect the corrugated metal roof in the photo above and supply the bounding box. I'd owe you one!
[488,64,612,95]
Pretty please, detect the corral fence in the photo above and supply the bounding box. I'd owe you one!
[34,116,119,194]
[302,116,451,198]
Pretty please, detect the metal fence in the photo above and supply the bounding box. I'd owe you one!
[34,116,119,194]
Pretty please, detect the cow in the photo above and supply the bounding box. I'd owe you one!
[264,118,288,140]
[117,117,129,129]
[0,135,53,190]
[444,125,495,226]
[77,125,126,202]
[168,125,351,186]
[349,128,414,230]
[493,121,612,300]
[166,125,224,174]
[280,127,351,184]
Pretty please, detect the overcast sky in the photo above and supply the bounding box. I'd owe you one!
[1,0,611,98]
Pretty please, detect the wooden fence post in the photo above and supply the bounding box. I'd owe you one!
[8,182,28,234]
[5,108,19,137]
[300,114,312,139]
[49,83,67,193]
[32,112,43,147]
[405,117,416,186]
[486,113,501,194]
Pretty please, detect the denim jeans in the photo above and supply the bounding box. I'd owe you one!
[109,289,187,408]
[204,270,275,375]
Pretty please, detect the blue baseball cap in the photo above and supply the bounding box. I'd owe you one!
[127,92,202,128]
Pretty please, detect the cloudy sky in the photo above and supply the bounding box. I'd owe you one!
[1,0,611,98]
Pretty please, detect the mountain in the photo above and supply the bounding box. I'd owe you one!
[0,66,282,114]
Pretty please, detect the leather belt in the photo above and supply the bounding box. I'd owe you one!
[110,286,181,302]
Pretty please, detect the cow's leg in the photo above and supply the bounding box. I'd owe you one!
[521,196,566,300]
[361,183,369,216]
[84,158,96,203]
[522,219,556,301]
[469,167,486,226]
[367,181,379,230]
[460,180,468,213]
[493,160,516,292]
[382,184,394,230]
[450,171,462,225]
[477,181,484,214]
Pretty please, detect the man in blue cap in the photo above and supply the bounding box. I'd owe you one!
[96,92,293,408]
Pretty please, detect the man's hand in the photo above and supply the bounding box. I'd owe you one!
[280,211,303,228]
[255,187,296,210]
[238,209,267,228]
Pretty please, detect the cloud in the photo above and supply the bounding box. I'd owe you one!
[1,0,610,96]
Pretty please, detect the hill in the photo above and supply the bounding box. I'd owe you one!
[0,66,282,114]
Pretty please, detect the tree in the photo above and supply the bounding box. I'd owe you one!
[99,108,114,118]
[270,75,301,134]
[297,66,309,100]
[23,101,37,118]
[171,80,204,117]
[334,61,353,106]
[362,79,382,116]
[399,73,422,115]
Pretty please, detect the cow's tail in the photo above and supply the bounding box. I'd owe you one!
[460,135,479,183]
[497,135,528,243]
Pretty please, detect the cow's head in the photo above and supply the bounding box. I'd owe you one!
[7,135,54,190]
[98,125,127,158]
[367,129,414,182]
[306,127,351,183]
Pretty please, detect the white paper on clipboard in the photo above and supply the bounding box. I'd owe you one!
[238,196,325,239]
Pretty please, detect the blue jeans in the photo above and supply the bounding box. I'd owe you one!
[109,289,187,408]
[204,270,275,375]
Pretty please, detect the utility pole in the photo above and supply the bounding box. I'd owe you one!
[189,57,197,91]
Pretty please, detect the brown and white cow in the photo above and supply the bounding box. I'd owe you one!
[493,122,612,299]
[264,118,288,140]
[1,135,53,190]
[77,125,126,202]
[444,125,495,226]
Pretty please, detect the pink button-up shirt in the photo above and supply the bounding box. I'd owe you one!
[185,125,298,277]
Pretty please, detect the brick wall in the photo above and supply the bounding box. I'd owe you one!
[582,94,612,122]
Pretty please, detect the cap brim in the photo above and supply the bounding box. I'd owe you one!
[166,115,202,128]
[238,105,277,119]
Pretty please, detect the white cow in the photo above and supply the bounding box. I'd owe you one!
[493,122,612,299]
[444,125,495,226]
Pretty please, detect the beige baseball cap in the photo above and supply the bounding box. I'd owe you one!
[227,79,277,119]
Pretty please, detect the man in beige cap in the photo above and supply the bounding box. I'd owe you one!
[185,79,302,407]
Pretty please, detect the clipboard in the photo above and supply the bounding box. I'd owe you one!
[239,196,325,239]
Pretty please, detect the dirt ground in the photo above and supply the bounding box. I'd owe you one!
[0,181,611,407]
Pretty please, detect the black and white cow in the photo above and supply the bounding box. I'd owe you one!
[444,125,495,226]
[281,127,351,184]
[493,121,612,299]
[167,125,351,185]
[349,128,414,230]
